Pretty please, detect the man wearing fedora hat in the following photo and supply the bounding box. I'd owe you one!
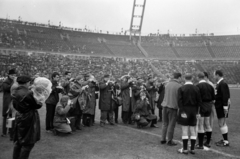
[1,68,16,137]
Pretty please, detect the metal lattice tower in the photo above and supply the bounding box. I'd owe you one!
[129,0,146,41]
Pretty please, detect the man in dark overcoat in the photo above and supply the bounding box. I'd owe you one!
[1,69,16,137]
[99,74,115,126]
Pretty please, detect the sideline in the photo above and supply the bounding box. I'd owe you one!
[114,123,240,159]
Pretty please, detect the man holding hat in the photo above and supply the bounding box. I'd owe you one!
[1,68,16,137]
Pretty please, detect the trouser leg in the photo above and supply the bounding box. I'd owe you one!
[167,108,177,142]
[46,104,56,130]
[100,111,107,123]
[161,107,169,141]
[108,110,114,124]
[114,107,119,123]
[13,142,22,159]
[158,106,162,121]
[19,144,35,159]
[2,115,7,135]
[122,111,128,124]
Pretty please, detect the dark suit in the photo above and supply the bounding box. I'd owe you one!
[215,79,230,119]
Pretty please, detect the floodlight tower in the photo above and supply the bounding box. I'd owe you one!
[129,0,146,42]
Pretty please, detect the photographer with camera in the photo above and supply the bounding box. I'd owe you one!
[120,75,136,125]
[146,74,158,117]
[99,74,116,127]
[82,74,99,127]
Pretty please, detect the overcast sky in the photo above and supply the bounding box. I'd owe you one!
[0,0,240,35]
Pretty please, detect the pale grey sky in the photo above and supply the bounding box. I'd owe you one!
[0,0,240,35]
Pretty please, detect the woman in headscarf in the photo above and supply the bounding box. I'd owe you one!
[53,95,73,134]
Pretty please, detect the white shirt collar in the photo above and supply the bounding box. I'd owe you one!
[217,78,224,84]
[184,81,193,85]
[199,80,206,83]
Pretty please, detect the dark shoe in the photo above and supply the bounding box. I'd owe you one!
[76,127,82,130]
[203,142,211,148]
[178,148,188,155]
[109,122,115,126]
[195,144,204,149]
[52,129,59,136]
[189,150,195,155]
[1,134,6,137]
[167,140,177,146]
[215,140,229,147]
[46,130,52,133]
[150,124,159,128]
[100,122,104,127]
[161,140,167,144]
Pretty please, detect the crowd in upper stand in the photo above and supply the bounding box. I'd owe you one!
[2,19,240,59]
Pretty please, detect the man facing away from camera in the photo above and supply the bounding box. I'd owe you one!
[161,72,182,146]
[177,74,201,155]
[11,76,41,159]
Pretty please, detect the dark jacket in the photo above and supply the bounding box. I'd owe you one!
[215,80,230,108]
[99,82,113,111]
[11,85,42,145]
[2,77,14,116]
[45,80,63,105]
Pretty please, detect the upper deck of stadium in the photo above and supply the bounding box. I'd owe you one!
[1,18,240,60]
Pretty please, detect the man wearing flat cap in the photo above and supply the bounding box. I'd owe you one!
[1,68,16,137]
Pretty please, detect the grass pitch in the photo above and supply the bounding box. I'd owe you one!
[1,89,240,159]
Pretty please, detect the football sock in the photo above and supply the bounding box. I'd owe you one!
[198,133,204,147]
[190,136,197,150]
[220,125,228,141]
[206,131,212,144]
[182,136,188,150]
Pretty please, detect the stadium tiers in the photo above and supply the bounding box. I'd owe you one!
[1,18,240,60]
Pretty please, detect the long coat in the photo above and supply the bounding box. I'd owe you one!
[83,82,98,115]
[146,81,158,110]
[99,82,113,111]
[2,77,14,117]
[121,81,135,112]
[12,85,42,145]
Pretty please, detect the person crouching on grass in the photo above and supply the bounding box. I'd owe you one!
[177,74,201,155]
[53,95,74,135]
[134,91,158,128]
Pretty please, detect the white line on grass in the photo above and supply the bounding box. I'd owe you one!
[115,124,240,159]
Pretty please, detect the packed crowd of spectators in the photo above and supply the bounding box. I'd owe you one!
[0,51,154,84]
